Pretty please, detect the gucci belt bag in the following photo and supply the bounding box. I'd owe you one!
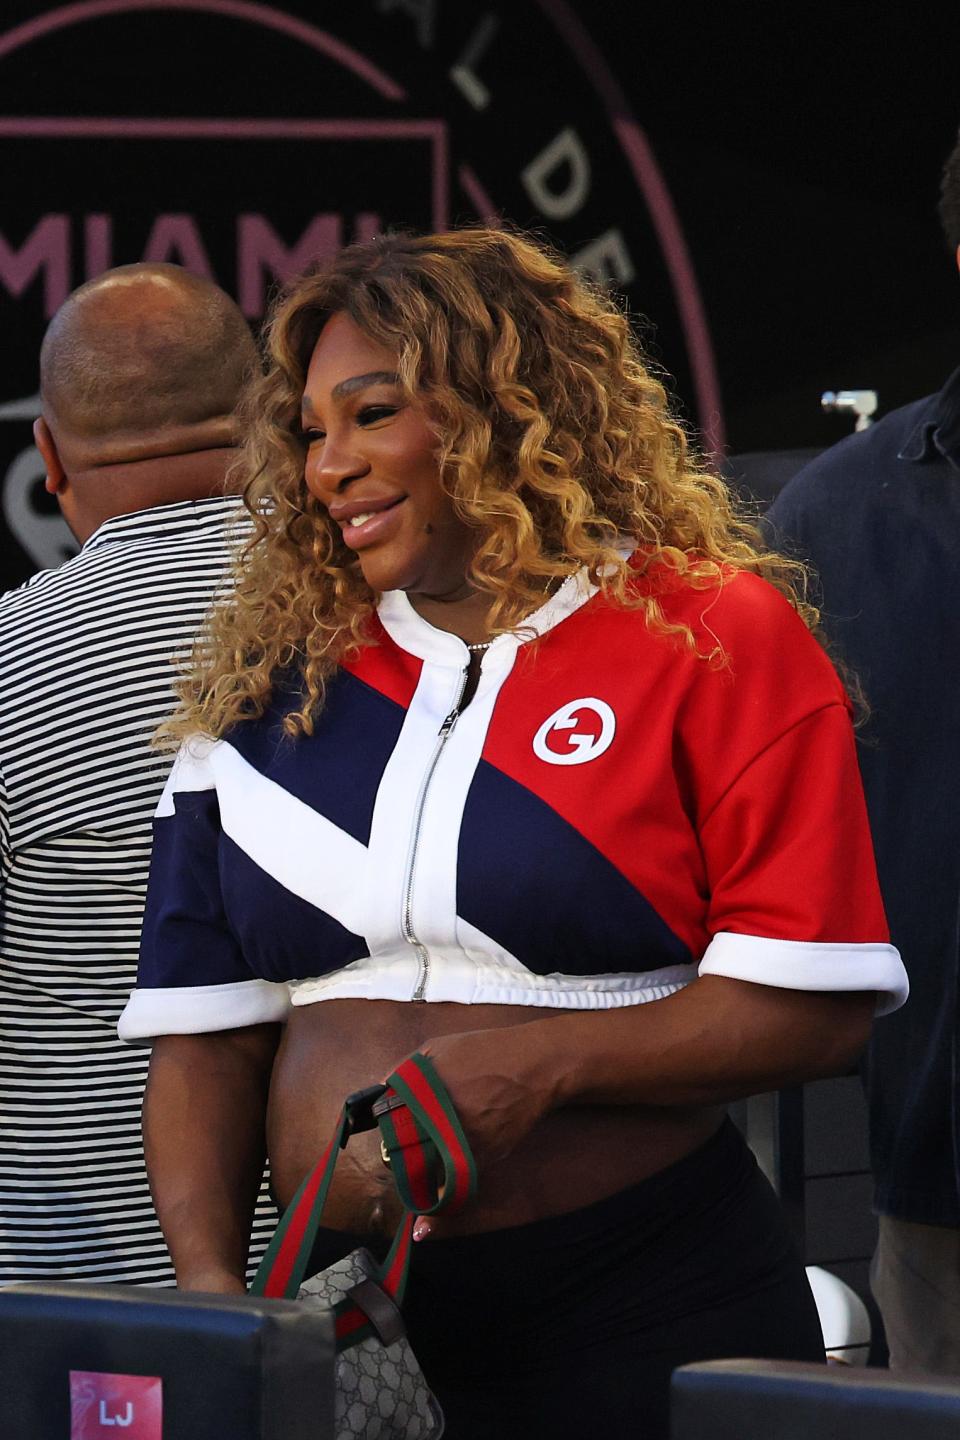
[251,1051,478,1440]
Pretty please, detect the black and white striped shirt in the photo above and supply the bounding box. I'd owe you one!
[0,495,275,1284]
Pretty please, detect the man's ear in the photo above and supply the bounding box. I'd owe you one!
[34,416,65,494]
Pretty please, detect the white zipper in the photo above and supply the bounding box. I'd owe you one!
[402,664,470,1002]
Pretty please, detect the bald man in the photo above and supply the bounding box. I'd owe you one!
[0,264,275,1284]
[34,261,253,542]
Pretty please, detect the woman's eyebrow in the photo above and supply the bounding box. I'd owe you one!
[330,370,401,400]
[300,371,401,425]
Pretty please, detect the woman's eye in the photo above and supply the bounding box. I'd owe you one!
[357,405,398,425]
[302,428,326,444]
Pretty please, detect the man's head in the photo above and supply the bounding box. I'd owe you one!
[35,263,257,541]
[938,130,960,264]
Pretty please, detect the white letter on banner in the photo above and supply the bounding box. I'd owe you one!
[376,0,436,48]
[450,14,499,110]
[521,128,591,220]
[571,229,636,287]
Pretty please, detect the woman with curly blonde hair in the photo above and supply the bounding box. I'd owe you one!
[123,228,905,1439]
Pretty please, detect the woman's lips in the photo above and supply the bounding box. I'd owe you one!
[340,496,406,549]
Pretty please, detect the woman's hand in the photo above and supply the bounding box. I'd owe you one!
[404,1022,562,1235]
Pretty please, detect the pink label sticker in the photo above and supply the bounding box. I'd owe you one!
[69,1371,163,1439]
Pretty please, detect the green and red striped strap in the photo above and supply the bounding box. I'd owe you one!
[250,1052,477,1352]
[377,1052,477,1216]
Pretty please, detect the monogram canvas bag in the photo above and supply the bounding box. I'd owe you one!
[250,1053,478,1440]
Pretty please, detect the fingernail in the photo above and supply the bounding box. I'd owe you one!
[413,1219,431,1242]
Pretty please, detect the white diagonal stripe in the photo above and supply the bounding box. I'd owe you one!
[155,735,217,817]
[211,740,369,937]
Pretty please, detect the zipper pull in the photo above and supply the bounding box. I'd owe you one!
[438,662,469,738]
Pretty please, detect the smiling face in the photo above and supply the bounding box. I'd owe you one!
[301,312,480,619]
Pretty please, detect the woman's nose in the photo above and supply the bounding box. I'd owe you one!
[307,436,370,497]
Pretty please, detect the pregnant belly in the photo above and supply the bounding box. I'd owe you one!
[266,997,721,1238]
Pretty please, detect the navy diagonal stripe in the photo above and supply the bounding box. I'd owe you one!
[139,793,253,989]
[457,761,690,976]
[225,668,405,845]
[219,833,369,981]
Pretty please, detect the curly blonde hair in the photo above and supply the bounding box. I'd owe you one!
[165,226,816,742]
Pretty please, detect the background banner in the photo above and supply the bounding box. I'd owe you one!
[1,0,958,586]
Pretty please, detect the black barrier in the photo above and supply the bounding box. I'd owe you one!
[671,1359,960,1440]
[0,1282,334,1438]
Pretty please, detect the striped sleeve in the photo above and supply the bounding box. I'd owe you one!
[118,738,291,1040]
[0,757,8,902]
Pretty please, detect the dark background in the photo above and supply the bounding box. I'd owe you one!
[0,0,947,1323]
[2,0,959,586]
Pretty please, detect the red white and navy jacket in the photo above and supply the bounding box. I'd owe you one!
[119,563,907,1040]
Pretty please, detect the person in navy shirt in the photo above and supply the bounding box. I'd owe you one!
[767,131,960,1374]
[126,229,906,1438]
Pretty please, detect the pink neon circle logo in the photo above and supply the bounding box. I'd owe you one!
[0,0,725,582]
[0,0,722,450]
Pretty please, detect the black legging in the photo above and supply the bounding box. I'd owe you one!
[306,1119,823,1439]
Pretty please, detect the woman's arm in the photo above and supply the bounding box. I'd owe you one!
[143,1023,280,1293]
[420,591,903,1182]
[420,978,874,1169]
[128,742,291,1290]
[551,975,874,1108]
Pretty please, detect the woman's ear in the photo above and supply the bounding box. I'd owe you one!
[33,416,65,494]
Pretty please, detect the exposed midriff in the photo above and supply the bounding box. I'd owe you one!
[267,997,723,1238]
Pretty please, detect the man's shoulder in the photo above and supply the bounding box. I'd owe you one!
[766,388,946,540]
[0,547,142,697]
[0,497,243,618]
[0,528,159,620]
[0,545,97,619]
[798,392,934,485]
[0,500,241,688]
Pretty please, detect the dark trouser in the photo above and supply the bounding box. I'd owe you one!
[307,1119,823,1440]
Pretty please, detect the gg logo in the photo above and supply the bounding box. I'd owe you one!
[532,699,616,766]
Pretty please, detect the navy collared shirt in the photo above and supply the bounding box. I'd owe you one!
[767,368,960,1225]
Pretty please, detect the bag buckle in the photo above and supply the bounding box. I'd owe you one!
[341,1083,388,1145]
[371,1093,407,1168]
[371,1092,406,1119]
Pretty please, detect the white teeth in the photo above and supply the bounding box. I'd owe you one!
[349,512,376,527]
